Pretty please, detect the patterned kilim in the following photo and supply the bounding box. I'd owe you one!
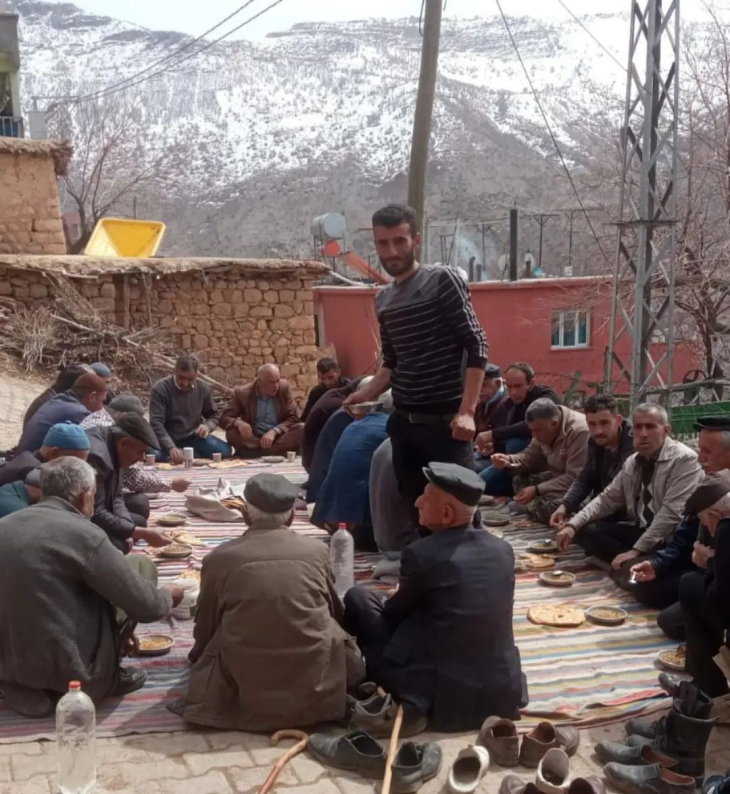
[0,461,675,743]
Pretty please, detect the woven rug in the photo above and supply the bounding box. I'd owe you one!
[0,462,676,743]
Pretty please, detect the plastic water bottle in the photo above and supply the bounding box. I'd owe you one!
[56,681,96,794]
[331,523,354,597]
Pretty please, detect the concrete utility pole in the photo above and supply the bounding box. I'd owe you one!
[606,0,679,408]
[407,0,443,234]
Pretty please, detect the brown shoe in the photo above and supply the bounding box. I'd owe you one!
[519,721,580,768]
[568,778,606,794]
[500,775,541,794]
[478,716,520,767]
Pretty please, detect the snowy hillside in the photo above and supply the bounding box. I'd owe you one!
[11,0,632,264]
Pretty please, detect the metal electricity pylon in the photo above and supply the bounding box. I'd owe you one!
[605,0,680,408]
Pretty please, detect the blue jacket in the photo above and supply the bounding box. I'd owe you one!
[0,482,31,519]
[16,393,90,454]
[650,515,713,576]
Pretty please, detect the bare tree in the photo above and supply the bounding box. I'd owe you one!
[48,95,189,253]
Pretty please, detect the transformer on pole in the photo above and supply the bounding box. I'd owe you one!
[605,0,680,409]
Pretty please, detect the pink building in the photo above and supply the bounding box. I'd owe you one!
[313,276,698,399]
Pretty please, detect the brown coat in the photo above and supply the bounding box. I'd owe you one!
[220,380,300,438]
[183,526,352,731]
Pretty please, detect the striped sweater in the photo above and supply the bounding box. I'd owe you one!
[375,264,489,413]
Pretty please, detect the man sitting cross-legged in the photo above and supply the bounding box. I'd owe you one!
[344,462,528,733]
[550,394,634,531]
[489,398,589,524]
[0,457,182,718]
[220,364,303,458]
[149,352,232,463]
[182,473,365,731]
[557,403,703,572]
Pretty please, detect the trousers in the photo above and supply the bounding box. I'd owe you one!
[479,437,530,496]
[657,601,685,641]
[155,433,233,461]
[387,411,474,526]
[226,424,304,458]
[576,520,644,563]
[679,570,729,697]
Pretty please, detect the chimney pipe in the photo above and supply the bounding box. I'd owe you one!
[509,208,518,281]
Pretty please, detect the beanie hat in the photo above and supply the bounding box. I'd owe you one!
[43,422,91,451]
[90,362,113,378]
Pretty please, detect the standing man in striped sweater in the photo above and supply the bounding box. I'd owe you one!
[344,204,489,522]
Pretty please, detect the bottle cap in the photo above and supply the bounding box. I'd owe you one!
[69,681,81,691]
[338,523,346,530]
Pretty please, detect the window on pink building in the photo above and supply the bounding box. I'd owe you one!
[552,310,590,349]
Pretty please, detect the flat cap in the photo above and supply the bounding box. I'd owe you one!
[115,413,160,450]
[695,415,730,432]
[484,363,502,378]
[423,461,484,506]
[244,472,299,514]
[90,362,113,378]
[109,393,144,415]
[684,476,730,516]
[43,422,91,451]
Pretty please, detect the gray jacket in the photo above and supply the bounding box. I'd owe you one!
[86,425,134,552]
[570,437,703,553]
[0,497,171,704]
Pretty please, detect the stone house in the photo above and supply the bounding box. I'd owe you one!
[0,254,328,402]
[0,138,71,255]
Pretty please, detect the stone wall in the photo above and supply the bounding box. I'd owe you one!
[0,266,320,404]
[0,152,67,255]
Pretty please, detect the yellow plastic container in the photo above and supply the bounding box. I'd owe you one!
[84,218,166,258]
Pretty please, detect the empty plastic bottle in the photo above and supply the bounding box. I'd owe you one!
[330,522,354,597]
[56,681,96,794]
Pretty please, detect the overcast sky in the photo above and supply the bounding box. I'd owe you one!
[70,0,658,40]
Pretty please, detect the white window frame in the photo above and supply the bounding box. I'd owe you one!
[551,309,591,349]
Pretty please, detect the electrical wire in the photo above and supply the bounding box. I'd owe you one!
[49,0,285,111]
[493,0,612,265]
[556,0,628,74]
[418,0,426,37]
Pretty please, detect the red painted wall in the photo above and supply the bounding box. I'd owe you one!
[313,277,698,396]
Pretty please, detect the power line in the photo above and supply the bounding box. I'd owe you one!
[555,0,628,74]
[50,0,284,112]
[493,0,611,265]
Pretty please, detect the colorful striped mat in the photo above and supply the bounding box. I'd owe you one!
[0,461,675,743]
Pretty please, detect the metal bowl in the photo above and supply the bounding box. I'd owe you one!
[136,634,175,657]
[539,570,576,588]
[159,543,193,559]
[586,605,628,626]
[528,539,559,554]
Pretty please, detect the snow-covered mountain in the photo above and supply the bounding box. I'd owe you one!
[12,0,633,267]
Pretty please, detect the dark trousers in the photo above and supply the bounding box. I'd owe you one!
[387,411,474,524]
[679,570,729,697]
[657,601,685,641]
[576,520,644,563]
[124,493,150,526]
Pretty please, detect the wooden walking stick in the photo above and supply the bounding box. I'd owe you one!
[381,703,405,794]
[257,729,309,794]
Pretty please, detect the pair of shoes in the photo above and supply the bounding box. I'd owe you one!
[349,693,428,738]
[598,680,716,787]
[479,716,580,767]
[447,745,490,793]
[500,748,601,794]
[308,729,442,792]
[112,666,147,697]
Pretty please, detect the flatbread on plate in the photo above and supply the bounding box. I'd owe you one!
[527,604,585,627]
[172,530,207,547]
[521,553,556,570]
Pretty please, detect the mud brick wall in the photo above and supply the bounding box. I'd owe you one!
[0,152,67,255]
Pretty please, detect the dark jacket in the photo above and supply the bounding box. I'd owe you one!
[474,388,509,436]
[184,526,352,731]
[490,384,560,451]
[562,421,635,513]
[0,451,42,488]
[220,380,300,438]
[17,392,90,454]
[149,376,221,453]
[302,384,357,471]
[708,518,730,628]
[22,387,56,429]
[86,426,135,553]
[650,515,711,577]
[374,525,527,731]
[0,498,170,707]
[301,378,352,422]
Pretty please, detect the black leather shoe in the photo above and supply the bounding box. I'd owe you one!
[308,730,386,779]
[391,740,442,793]
[595,741,677,768]
[604,763,695,794]
[658,672,690,697]
[112,666,148,697]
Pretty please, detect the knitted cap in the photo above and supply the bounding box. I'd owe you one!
[43,422,91,451]
[90,362,113,378]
